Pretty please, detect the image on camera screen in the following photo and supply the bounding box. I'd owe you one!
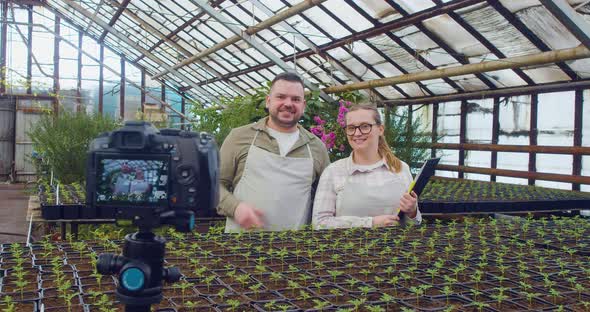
[96,158,169,205]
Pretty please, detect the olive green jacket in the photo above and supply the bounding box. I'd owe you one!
[217,117,331,217]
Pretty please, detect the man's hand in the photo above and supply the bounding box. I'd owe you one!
[399,191,418,218]
[372,215,400,227]
[234,202,265,230]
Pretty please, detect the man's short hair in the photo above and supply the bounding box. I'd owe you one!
[270,72,305,90]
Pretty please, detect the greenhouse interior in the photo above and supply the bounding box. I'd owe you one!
[1,0,590,311]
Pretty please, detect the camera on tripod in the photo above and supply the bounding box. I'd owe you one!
[85,121,219,229]
[84,121,220,312]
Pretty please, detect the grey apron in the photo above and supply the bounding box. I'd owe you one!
[336,172,405,218]
[225,131,314,232]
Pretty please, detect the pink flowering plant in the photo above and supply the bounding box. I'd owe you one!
[302,99,354,161]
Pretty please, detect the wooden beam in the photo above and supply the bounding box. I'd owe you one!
[76,30,82,111]
[1,1,8,95]
[573,89,583,190]
[424,143,590,155]
[323,45,590,94]
[26,6,32,94]
[53,16,60,112]
[120,57,125,119]
[437,164,590,184]
[184,0,486,89]
[152,0,329,79]
[380,79,590,106]
[491,98,500,182]
[98,0,130,43]
[488,0,579,80]
[98,45,103,114]
[529,93,538,185]
[181,93,185,130]
[431,103,438,159]
[140,68,145,114]
[459,100,467,179]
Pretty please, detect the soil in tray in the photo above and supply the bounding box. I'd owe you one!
[87,303,126,312]
[242,290,283,302]
[511,297,555,310]
[40,296,81,309]
[176,306,218,312]
[485,300,531,311]
[80,282,116,293]
[1,291,39,301]
[308,284,342,296]
[194,284,230,296]
[292,297,330,310]
[216,303,255,312]
[78,275,114,285]
[43,304,85,312]
[1,281,39,292]
[206,293,249,305]
[168,295,211,307]
[403,297,458,310]
[0,301,36,312]
[382,287,415,299]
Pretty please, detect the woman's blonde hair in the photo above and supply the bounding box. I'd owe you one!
[345,105,402,173]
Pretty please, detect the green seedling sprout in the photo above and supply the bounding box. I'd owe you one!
[327,270,344,283]
[225,299,240,312]
[248,283,263,300]
[330,288,343,303]
[312,299,330,310]
[1,296,16,312]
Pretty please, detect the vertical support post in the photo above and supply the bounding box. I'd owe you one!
[491,97,500,182]
[407,105,413,167]
[53,16,60,114]
[431,103,438,159]
[161,82,165,122]
[573,89,583,191]
[77,31,82,111]
[459,100,467,179]
[529,93,538,186]
[98,45,104,114]
[120,56,125,119]
[140,68,145,114]
[26,6,33,95]
[181,93,185,130]
[1,1,9,95]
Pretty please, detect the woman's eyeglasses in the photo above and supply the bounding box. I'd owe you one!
[345,123,377,135]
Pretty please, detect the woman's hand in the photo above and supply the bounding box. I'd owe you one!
[399,191,418,218]
[372,215,400,227]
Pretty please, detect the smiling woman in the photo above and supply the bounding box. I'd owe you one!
[312,104,423,229]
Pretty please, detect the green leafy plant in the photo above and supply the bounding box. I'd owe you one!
[28,110,119,183]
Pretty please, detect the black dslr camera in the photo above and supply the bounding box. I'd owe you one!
[85,121,219,312]
[86,121,219,228]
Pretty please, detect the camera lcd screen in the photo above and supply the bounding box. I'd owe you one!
[95,157,169,206]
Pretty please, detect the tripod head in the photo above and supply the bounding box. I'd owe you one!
[97,211,195,312]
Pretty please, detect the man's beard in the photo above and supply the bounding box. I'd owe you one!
[269,109,299,128]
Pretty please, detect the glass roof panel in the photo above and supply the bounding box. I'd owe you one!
[300,7,351,39]
[324,1,373,33]
[460,6,539,58]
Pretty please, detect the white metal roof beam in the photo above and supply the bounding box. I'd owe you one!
[247,0,379,100]
[61,0,220,104]
[112,0,247,97]
[190,0,332,102]
[112,0,248,96]
[152,0,327,80]
[540,0,590,51]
